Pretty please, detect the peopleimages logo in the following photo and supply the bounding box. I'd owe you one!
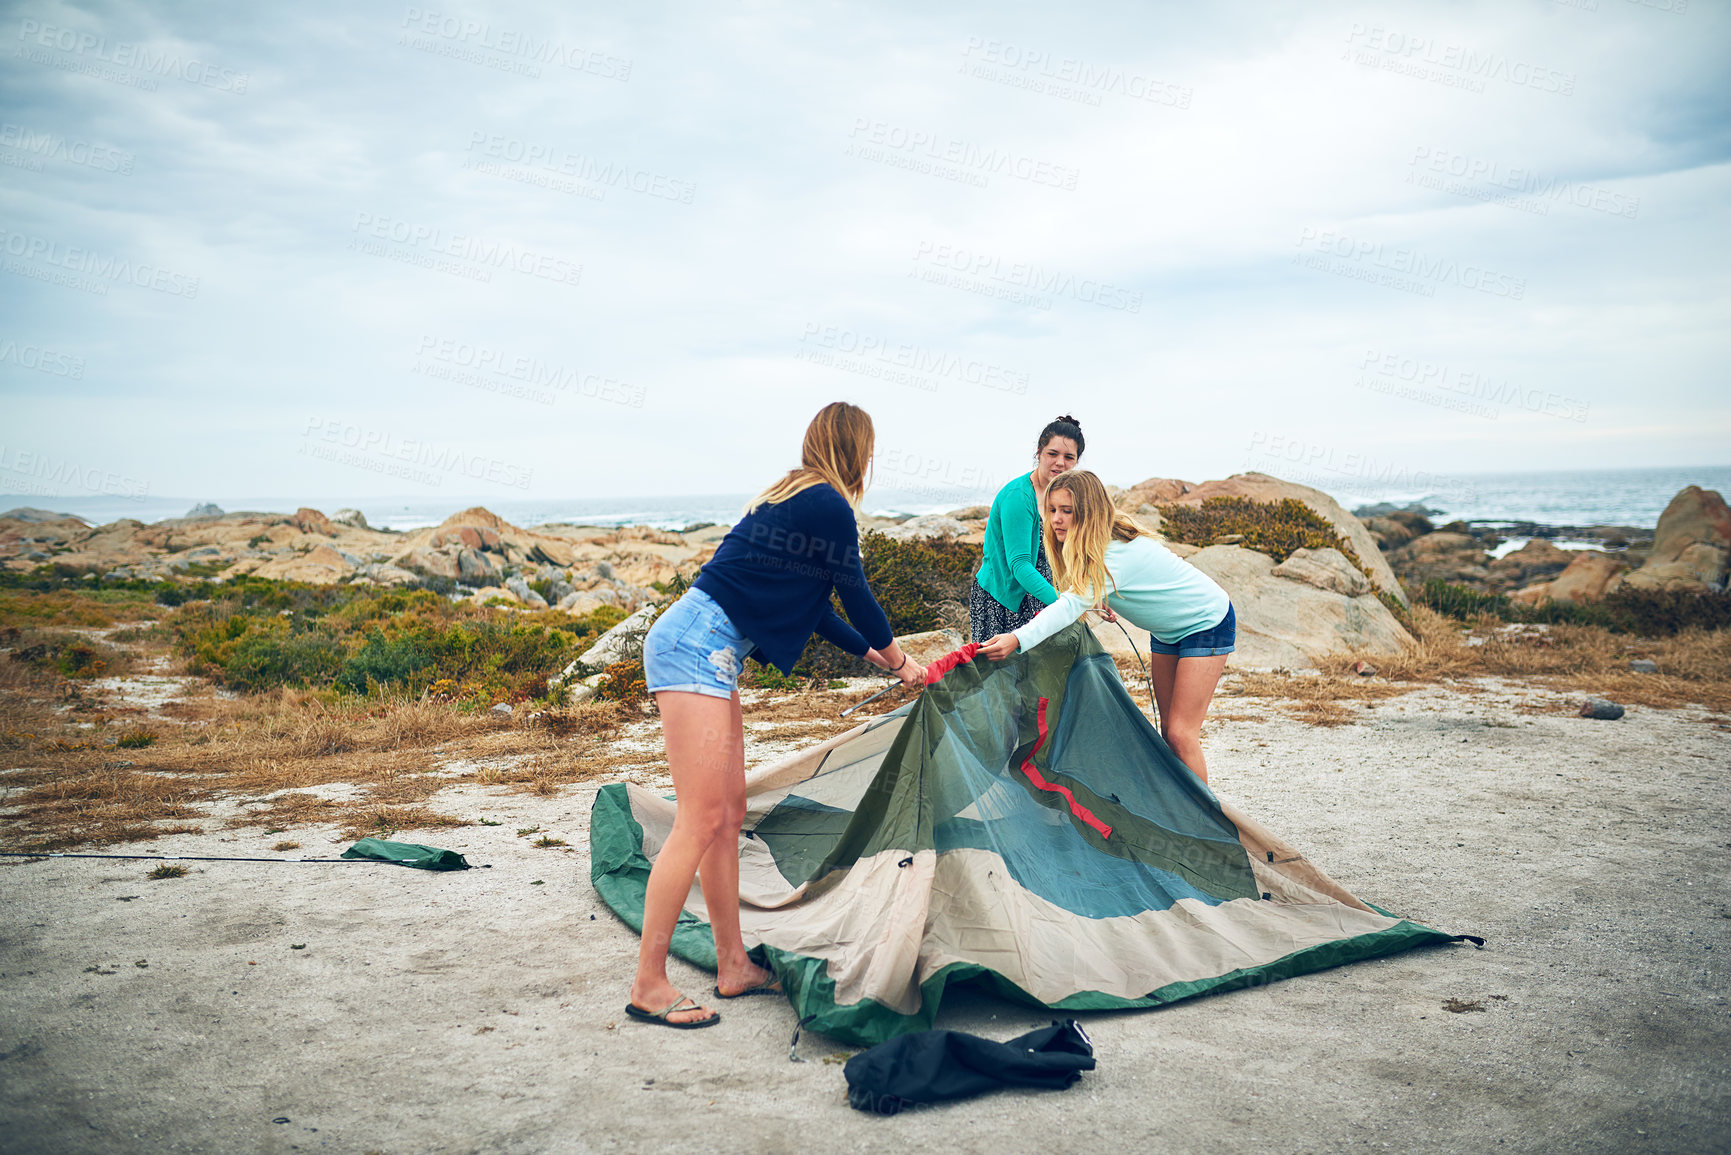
[0,338,85,378]
[15,18,250,93]
[0,123,134,174]
[301,418,533,490]
[0,445,147,497]
[1342,24,1575,96]
[797,323,1030,395]
[911,241,1141,313]
[846,118,1080,191]
[1359,348,1589,422]
[0,227,200,297]
[414,336,647,408]
[958,37,1193,109]
[399,8,631,80]
[464,132,694,204]
[1294,227,1525,300]
[349,212,582,286]
[1407,146,1638,219]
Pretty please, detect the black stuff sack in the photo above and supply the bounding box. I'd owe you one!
[844,1020,1095,1115]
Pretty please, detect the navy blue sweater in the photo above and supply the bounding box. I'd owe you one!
[692,483,895,674]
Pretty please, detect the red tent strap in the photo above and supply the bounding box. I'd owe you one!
[1019,698,1113,839]
[923,642,980,684]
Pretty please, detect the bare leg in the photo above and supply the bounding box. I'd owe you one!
[1157,653,1229,784]
[629,689,747,1024]
[1149,652,1179,730]
[699,692,774,995]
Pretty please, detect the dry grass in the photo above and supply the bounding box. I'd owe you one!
[0,590,160,630]
[0,661,654,847]
[1209,666,1418,728]
[8,592,1725,847]
[1324,606,1731,711]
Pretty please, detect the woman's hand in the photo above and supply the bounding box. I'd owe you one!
[1097,605,1118,623]
[978,633,1019,661]
[868,646,926,689]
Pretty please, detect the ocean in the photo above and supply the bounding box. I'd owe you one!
[7,466,1726,534]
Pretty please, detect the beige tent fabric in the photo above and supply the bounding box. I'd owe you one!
[624,783,1404,1014]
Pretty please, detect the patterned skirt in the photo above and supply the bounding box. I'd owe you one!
[968,546,1054,643]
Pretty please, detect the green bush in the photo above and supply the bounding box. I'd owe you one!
[769,532,982,683]
[1416,579,1731,636]
[215,628,346,692]
[1157,497,1368,573]
[336,632,434,694]
[168,579,619,700]
[6,632,123,678]
[858,531,980,634]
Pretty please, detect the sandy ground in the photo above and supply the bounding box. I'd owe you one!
[2,678,1727,1155]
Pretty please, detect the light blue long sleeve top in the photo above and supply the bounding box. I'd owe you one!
[1013,535,1231,651]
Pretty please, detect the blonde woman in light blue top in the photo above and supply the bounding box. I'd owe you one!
[979,470,1235,783]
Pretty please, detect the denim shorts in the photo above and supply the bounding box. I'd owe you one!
[1149,603,1236,659]
[642,587,755,700]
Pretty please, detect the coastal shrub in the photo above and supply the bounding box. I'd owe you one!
[6,631,128,679]
[336,632,434,694]
[214,628,346,692]
[594,658,648,703]
[766,532,981,684]
[168,580,619,701]
[1416,580,1731,636]
[1602,587,1731,635]
[1156,497,1368,574]
[747,659,805,691]
[858,532,980,634]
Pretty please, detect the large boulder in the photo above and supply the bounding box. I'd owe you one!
[877,515,968,542]
[1271,547,1372,597]
[505,576,549,608]
[1116,477,1197,509]
[1150,473,1406,607]
[1182,545,1410,669]
[1386,532,1488,588]
[1510,551,1628,606]
[397,547,460,581]
[249,543,353,584]
[576,605,660,668]
[1362,517,1417,551]
[1621,486,1730,592]
[291,507,336,536]
[1485,539,1573,592]
[549,605,662,693]
[1550,551,1629,602]
[456,547,501,586]
[557,591,613,616]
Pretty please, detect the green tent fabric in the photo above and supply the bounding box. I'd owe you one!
[340,837,471,871]
[591,622,1466,1046]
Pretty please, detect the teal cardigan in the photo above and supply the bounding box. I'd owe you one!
[975,473,1060,611]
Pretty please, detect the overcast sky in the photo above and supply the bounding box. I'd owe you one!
[2,0,1727,512]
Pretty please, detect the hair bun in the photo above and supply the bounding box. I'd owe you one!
[1054,414,1080,428]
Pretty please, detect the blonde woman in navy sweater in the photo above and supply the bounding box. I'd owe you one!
[627,402,925,1029]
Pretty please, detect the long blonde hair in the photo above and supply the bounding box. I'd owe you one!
[746,402,875,513]
[1043,470,1147,601]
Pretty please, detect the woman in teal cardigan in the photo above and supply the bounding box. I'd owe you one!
[968,415,1084,642]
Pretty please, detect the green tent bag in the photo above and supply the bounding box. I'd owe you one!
[341,837,471,871]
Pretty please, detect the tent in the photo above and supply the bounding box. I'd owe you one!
[591,623,1469,1046]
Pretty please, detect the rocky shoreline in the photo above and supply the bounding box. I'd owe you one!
[3,474,1725,672]
[1357,485,1729,604]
